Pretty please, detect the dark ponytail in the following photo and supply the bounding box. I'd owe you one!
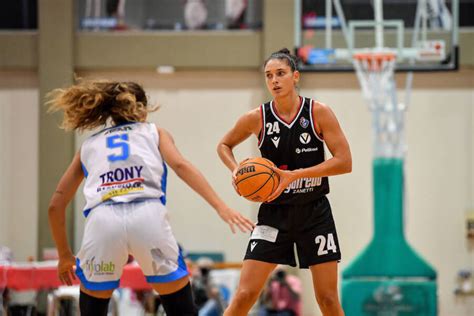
[263,48,299,72]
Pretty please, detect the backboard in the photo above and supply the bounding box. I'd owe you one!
[294,0,459,72]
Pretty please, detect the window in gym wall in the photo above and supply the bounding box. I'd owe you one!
[0,0,37,30]
[77,0,263,31]
[301,0,474,29]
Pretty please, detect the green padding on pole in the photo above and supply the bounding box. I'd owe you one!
[343,158,436,278]
[342,279,437,316]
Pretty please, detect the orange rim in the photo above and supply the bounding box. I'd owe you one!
[353,52,396,61]
[354,52,396,70]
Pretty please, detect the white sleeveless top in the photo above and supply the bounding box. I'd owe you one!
[80,122,167,215]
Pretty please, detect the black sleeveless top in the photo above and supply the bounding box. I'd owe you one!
[258,97,329,205]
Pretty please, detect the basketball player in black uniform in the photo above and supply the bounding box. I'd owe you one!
[217,48,351,316]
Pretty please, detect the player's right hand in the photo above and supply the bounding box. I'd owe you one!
[231,158,251,196]
[58,254,76,286]
[231,168,242,196]
[217,206,255,234]
[231,171,240,196]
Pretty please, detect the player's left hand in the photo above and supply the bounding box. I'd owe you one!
[265,167,295,202]
[217,207,255,234]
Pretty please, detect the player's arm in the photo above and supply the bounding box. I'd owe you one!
[267,102,352,201]
[48,151,84,285]
[157,127,254,233]
[217,108,262,173]
[299,101,352,177]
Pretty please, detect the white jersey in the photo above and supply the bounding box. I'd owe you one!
[81,122,166,215]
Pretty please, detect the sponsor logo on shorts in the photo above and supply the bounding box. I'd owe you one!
[250,241,258,252]
[84,257,115,277]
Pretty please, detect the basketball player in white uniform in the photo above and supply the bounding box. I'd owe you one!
[47,80,254,316]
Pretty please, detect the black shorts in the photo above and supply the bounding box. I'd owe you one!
[244,196,341,268]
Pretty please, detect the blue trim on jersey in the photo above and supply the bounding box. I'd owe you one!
[82,198,163,217]
[83,208,92,217]
[160,162,168,205]
[145,251,188,283]
[81,163,89,178]
[75,258,120,290]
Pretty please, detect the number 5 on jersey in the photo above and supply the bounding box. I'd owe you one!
[107,134,130,162]
[315,233,337,256]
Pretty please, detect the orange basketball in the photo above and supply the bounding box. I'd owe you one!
[235,157,280,202]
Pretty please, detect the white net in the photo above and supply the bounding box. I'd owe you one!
[353,51,407,158]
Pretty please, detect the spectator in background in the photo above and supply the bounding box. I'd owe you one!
[191,257,226,316]
[260,266,302,316]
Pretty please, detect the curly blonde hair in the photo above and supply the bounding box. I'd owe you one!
[47,80,157,131]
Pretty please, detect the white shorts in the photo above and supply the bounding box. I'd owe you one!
[75,199,188,291]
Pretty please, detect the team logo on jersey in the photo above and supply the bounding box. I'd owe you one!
[300,117,309,129]
[271,136,280,148]
[299,133,311,144]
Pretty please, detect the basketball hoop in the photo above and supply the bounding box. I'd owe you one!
[353,51,396,71]
[352,50,406,158]
[352,50,397,110]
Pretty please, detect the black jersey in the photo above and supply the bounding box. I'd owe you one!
[258,97,329,205]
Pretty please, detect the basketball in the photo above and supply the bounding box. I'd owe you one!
[235,157,280,202]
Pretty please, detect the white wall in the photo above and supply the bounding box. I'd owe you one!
[0,86,39,261]
[406,90,473,316]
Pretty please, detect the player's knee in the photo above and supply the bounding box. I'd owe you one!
[233,287,260,304]
[159,282,197,316]
[316,291,339,310]
[79,290,111,316]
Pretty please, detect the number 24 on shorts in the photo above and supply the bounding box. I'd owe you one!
[315,233,337,256]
